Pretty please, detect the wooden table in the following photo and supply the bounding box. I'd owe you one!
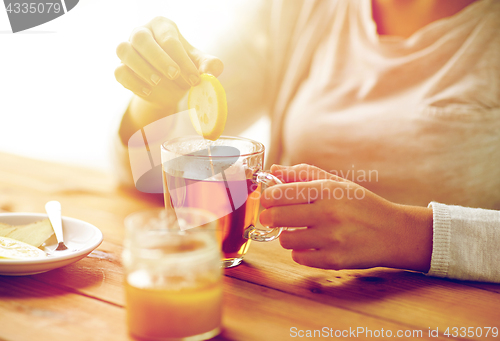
[1,152,499,341]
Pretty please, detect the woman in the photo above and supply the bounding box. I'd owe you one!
[114,0,500,282]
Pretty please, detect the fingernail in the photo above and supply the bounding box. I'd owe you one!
[167,66,179,79]
[151,73,161,85]
[142,87,151,96]
[188,74,200,86]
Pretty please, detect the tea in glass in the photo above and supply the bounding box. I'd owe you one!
[161,136,286,268]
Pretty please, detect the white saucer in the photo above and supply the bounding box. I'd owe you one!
[0,213,103,276]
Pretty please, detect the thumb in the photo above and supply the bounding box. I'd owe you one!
[187,46,224,77]
[199,55,224,77]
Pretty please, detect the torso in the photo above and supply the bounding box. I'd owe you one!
[371,0,477,38]
[280,0,500,208]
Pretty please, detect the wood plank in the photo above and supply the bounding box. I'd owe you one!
[0,152,163,245]
[24,241,493,340]
[0,277,130,341]
[30,241,125,306]
[227,240,500,336]
[2,151,500,340]
[217,276,452,340]
[1,262,451,341]
[16,241,450,340]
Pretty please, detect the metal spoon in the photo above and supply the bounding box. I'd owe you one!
[45,201,68,251]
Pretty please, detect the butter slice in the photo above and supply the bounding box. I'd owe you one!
[0,219,54,247]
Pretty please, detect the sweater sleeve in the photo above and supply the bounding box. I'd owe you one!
[427,202,500,283]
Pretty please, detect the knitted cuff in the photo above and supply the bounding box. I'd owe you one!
[426,202,452,278]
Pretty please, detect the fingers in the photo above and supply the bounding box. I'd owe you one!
[114,64,152,98]
[261,181,325,207]
[116,41,164,87]
[279,228,322,250]
[260,203,321,227]
[270,164,346,183]
[278,224,347,270]
[129,27,180,80]
[150,17,200,86]
[291,249,343,270]
[261,179,348,208]
[198,55,224,77]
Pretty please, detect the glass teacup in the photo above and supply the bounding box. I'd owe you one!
[161,135,285,268]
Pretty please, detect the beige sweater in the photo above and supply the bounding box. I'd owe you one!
[115,0,500,282]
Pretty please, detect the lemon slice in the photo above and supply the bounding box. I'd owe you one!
[188,73,227,141]
[0,236,47,260]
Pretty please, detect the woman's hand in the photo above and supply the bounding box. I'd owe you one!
[115,16,224,109]
[260,164,433,272]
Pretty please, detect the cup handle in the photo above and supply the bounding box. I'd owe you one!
[243,171,286,242]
